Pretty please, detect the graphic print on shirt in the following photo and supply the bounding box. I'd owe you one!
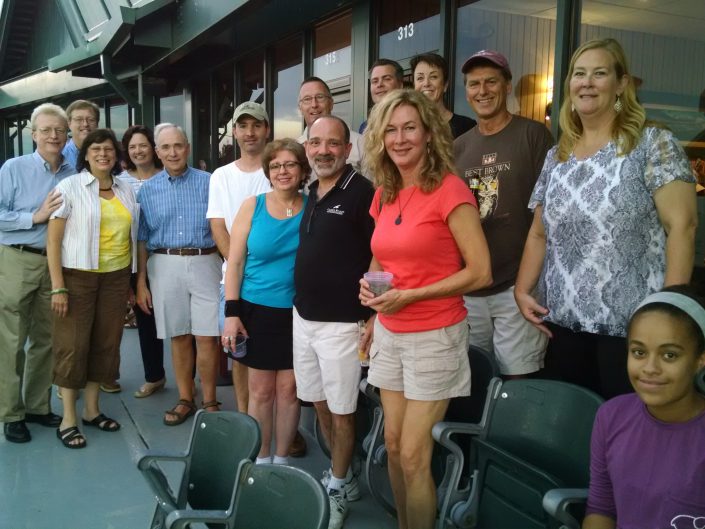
[671,514,705,529]
[463,151,508,220]
[326,204,345,216]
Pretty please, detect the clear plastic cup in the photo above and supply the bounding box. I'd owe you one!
[364,271,394,297]
[226,335,248,360]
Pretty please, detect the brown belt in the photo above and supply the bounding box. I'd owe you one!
[152,247,218,256]
[8,244,47,256]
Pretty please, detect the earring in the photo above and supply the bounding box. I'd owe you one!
[614,95,623,113]
[571,103,575,113]
[426,142,431,155]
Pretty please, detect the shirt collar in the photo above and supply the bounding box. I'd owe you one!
[32,150,72,173]
[165,166,191,182]
[79,169,120,188]
[309,164,356,203]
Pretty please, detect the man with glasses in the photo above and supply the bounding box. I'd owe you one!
[297,77,363,179]
[62,100,100,172]
[359,58,404,133]
[0,103,74,443]
[136,124,222,427]
[294,115,374,529]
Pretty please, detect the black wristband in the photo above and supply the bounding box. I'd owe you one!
[224,299,241,318]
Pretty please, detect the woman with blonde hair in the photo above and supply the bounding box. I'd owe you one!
[359,88,491,529]
[514,38,697,398]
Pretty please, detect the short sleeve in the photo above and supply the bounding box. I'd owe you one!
[643,127,695,193]
[528,146,559,210]
[585,406,617,519]
[438,173,476,222]
[205,169,224,219]
[369,187,383,222]
[50,181,71,220]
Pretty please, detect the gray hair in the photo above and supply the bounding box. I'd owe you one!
[154,123,189,145]
[30,103,68,130]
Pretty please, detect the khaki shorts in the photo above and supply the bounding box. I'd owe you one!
[147,253,221,339]
[464,287,547,376]
[368,318,471,401]
[292,308,361,415]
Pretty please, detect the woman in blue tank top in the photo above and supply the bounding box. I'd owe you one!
[222,138,309,465]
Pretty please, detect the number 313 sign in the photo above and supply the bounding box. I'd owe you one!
[397,22,414,40]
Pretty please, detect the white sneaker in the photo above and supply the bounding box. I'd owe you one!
[327,488,348,529]
[321,469,361,501]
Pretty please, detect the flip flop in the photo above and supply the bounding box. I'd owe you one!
[56,426,87,449]
[164,399,196,426]
[82,413,121,432]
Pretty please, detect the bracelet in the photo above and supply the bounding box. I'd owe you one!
[50,288,69,296]
[224,299,241,318]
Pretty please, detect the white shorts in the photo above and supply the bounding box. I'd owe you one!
[464,286,547,376]
[292,307,361,415]
[368,318,471,401]
[147,253,221,339]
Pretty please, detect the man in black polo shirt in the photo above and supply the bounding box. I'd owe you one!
[294,115,374,529]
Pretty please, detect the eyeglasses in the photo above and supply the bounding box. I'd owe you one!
[35,127,67,136]
[71,116,97,125]
[299,94,331,106]
[269,161,300,172]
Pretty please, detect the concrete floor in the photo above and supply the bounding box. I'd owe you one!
[0,328,397,529]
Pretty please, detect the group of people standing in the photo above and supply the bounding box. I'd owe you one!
[1,37,703,529]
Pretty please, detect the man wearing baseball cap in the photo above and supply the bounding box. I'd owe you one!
[207,102,272,415]
[454,50,554,379]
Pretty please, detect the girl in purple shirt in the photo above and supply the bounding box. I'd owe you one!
[585,286,705,529]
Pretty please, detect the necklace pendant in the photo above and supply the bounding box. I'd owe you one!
[286,207,293,217]
[394,215,402,225]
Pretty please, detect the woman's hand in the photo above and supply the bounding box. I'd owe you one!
[127,287,136,307]
[362,288,411,315]
[221,316,248,351]
[514,289,552,338]
[136,283,152,315]
[51,293,69,318]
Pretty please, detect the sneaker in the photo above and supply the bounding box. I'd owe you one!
[327,488,348,529]
[321,470,360,502]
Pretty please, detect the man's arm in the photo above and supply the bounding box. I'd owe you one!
[210,218,230,258]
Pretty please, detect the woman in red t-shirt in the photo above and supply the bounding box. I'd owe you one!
[360,89,491,529]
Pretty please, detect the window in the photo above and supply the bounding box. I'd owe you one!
[159,94,185,128]
[109,102,129,141]
[272,36,303,139]
[454,0,557,126]
[378,0,441,63]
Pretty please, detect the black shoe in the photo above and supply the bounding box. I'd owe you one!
[4,421,31,443]
[25,412,62,427]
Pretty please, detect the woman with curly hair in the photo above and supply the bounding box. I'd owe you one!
[359,89,491,529]
[514,38,697,399]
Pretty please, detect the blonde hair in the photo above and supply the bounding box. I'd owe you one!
[30,103,68,130]
[363,89,455,203]
[557,38,646,162]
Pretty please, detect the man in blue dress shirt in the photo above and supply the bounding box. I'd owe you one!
[61,100,100,172]
[0,103,74,443]
[136,123,222,426]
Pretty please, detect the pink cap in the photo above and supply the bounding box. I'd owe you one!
[461,50,512,79]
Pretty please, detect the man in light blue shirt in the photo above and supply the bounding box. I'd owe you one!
[0,103,74,443]
[136,123,222,427]
[61,100,100,172]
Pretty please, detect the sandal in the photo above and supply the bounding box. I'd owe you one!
[164,399,196,426]
[202,400,222,412]
[82,413,121,432]
[56,426,87,449]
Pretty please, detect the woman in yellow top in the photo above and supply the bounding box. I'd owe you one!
[47,129,138,449]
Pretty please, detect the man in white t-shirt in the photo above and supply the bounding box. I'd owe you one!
[207,102,271,414]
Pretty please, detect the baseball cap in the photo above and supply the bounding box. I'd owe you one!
[461,50,512,79]
[233,101,269,123]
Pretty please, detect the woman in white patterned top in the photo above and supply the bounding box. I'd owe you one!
[47,129,137,449]
[514,38,697,399]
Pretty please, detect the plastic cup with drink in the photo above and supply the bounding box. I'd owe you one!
[363,271,394,297]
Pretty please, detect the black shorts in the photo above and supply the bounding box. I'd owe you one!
[237,299,293,371]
